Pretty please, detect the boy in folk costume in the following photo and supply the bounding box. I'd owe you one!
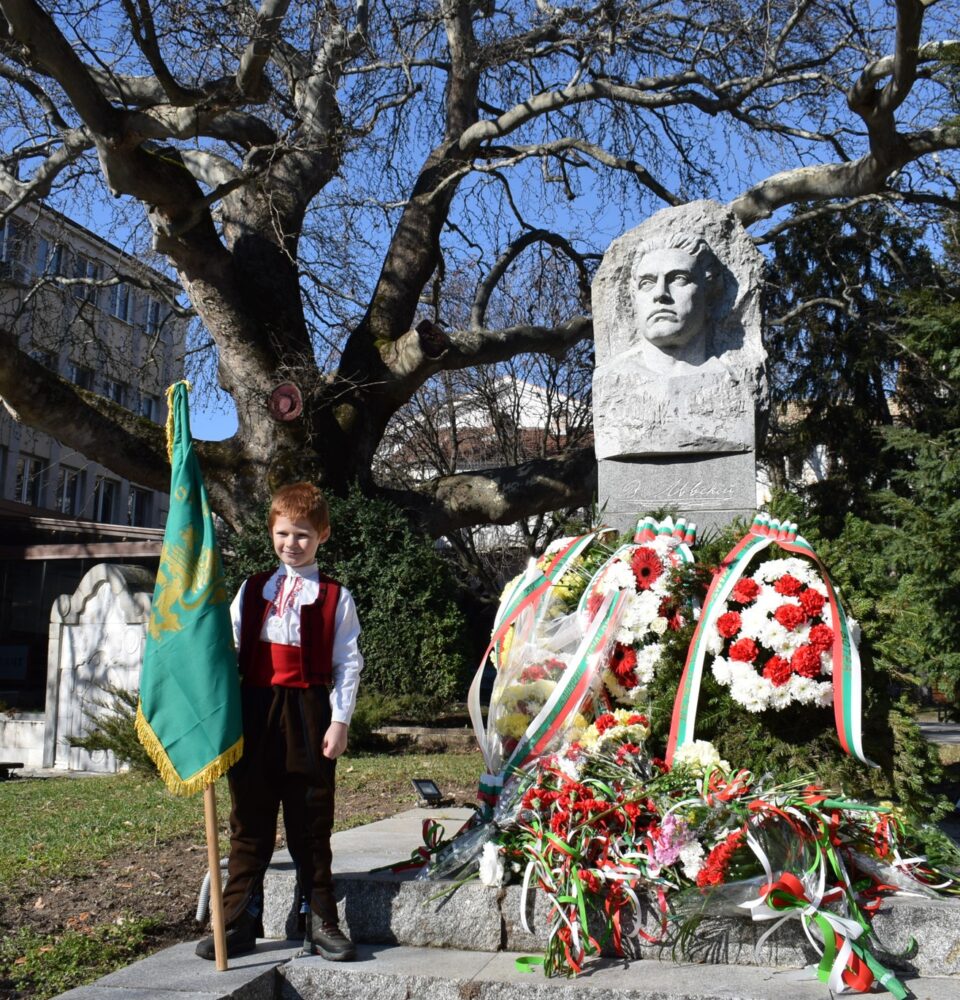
[196,482,363,962]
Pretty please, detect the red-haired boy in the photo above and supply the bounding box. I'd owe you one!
[196,482,362,962]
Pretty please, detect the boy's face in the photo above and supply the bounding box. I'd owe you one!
[271,514,330,569]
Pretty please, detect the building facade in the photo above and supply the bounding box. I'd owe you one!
[0,203,186,711]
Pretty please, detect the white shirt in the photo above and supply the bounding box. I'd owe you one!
[230,563,364,725]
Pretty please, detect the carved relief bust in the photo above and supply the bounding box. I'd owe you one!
[592,201,768,461]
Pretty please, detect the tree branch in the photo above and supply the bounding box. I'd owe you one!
[377,446,597,536]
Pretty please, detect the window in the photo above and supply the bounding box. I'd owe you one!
[108,281,133,322]
[106,379,126,406]
[0,218,27,282]
[139,392,160,422]
[56,466,85,516]
[29,348,56,369]
[15,453,48,507]
[93,475,119,522]
[127,485,153,526]
[145,298,162,335]
[72,255,101,302]
[35,237,65,276]
[68,362,94,390]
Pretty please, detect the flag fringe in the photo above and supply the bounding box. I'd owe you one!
[136,702,243,796]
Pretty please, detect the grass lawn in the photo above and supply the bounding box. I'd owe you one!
[0,749,483,1000]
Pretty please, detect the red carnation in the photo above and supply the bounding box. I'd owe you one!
[594,713,617,734]
[762,655,792,687]
[774,574,803,597]
[520,663,548,682]
[791,645,822,678]
[586,592,605,620]
[798,588,826,617]
[716,610,742,639]
[729,638,759,663]
[625,713,648,727]
[731,577,761,603]
[808,623,834,652]
[631,547,664,591]
[774,603,806,631]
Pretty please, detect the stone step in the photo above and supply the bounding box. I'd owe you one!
[54,939,960,1000]
[262,809,960,980]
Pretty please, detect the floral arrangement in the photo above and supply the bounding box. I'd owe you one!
[704,556,851,713]
[426,513,958,998]
[580,518,694,707]
[492,728,959,988]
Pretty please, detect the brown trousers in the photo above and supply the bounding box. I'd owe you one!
[222,685,337,925]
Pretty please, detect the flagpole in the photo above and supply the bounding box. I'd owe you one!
[203,784,229,971]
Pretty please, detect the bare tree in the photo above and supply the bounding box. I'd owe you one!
[0,0,956,531]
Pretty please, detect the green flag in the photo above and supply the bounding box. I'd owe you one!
[136,381,243,795]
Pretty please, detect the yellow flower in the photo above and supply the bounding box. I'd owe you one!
[495,712,531,740]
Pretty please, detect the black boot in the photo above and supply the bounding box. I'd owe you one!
[305,912,356,962]
[195,909,261,960]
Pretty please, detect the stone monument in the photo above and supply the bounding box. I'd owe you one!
[592,199,768,531]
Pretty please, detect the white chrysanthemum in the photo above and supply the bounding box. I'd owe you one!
[679,841,706,880]
[788,674,819,705]
[603,559,638,593]
[820,649,834,676]
[847,616,861,646]
[634,643,661,684]
[711,656,734,685]
[753,586,783,616]
[543,536,576,556]
[737,602,769,639]
[814,681,834,707]
[730,668,770,712]
[705,625,724,655]
[755,558,819,587]
[479,841,506,886]
[673,739,729,774]
[767,683,794,710]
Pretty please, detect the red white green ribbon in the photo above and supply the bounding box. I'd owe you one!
[502,588,627,776]
[474,588,627,820]
[665,513,874,768]
[468,532,602,775]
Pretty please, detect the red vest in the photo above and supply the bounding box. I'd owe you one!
[238,570,341,687]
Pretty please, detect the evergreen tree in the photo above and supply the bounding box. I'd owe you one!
[763,207,938,534]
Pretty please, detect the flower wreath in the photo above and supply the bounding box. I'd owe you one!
[580,517,695,706]
[704,556,859,713]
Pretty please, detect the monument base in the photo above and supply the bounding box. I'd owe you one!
[598,451,758,534]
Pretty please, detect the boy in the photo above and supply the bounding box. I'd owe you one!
[196,482,363,962]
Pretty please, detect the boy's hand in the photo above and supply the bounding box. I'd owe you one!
[322,721,349,759]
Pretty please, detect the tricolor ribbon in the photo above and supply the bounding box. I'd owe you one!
[468,531,603,777]
[739,871,906,998]
[473,588,628,820]
[665,513,875,768]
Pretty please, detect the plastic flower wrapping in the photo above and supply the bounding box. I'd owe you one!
[418,515,960,994]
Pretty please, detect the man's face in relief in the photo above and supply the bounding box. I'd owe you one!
[633,247,708,350]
